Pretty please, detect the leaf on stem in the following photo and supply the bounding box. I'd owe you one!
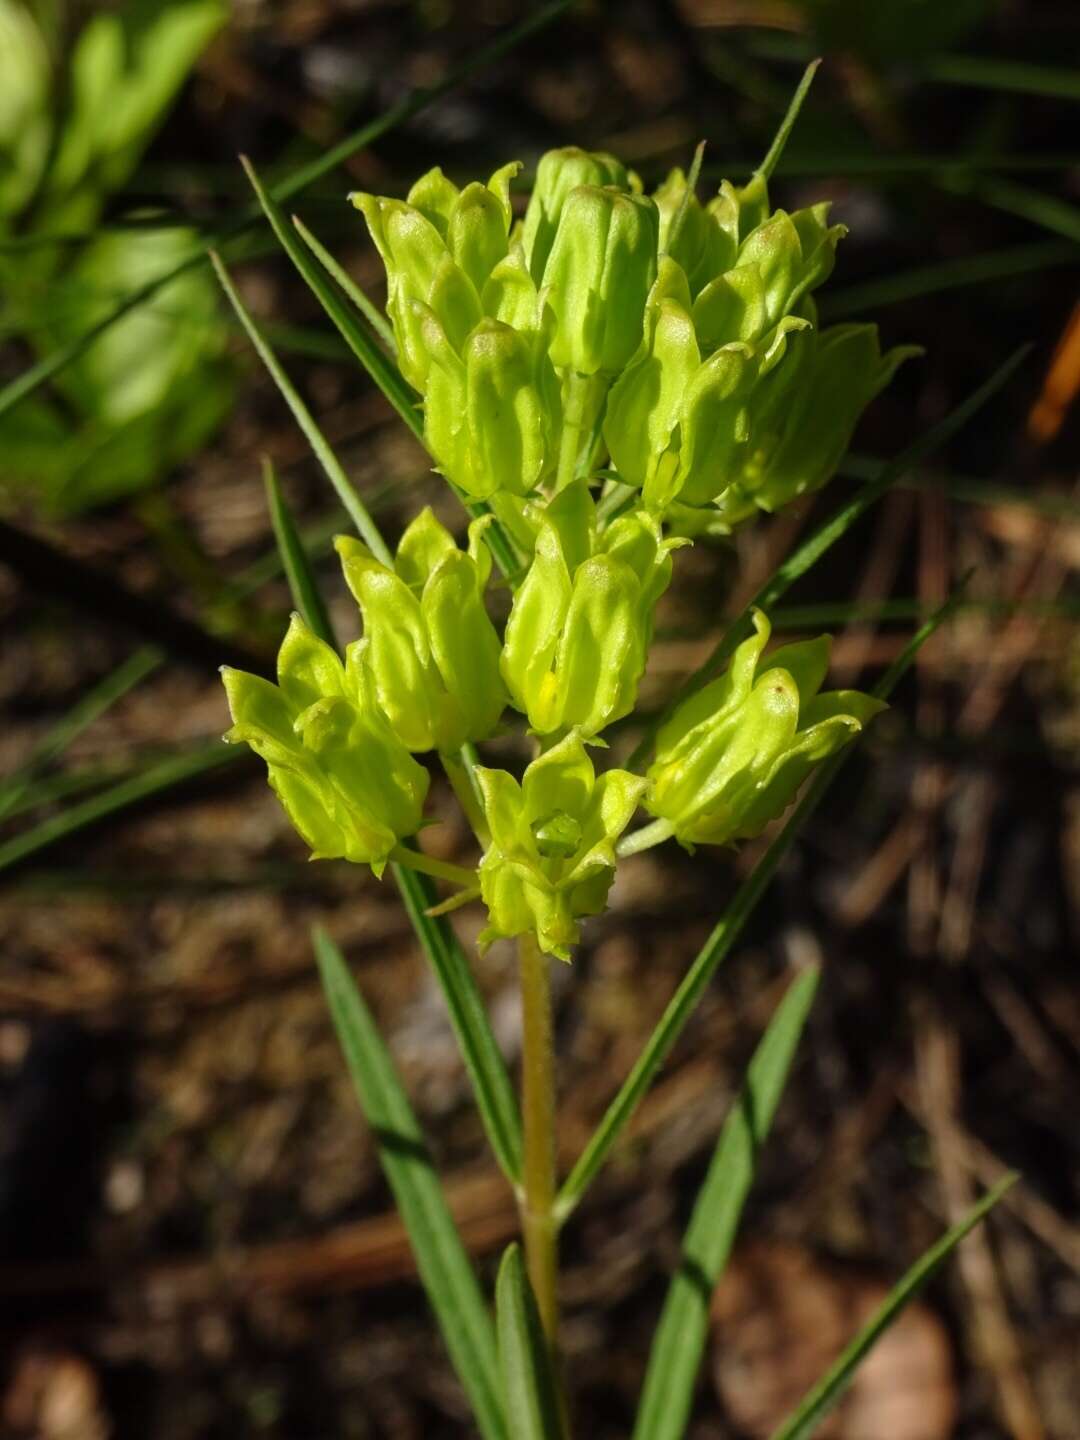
[767,1175,1018,1440]
[496,1244,565,1440]
[210,249,393,565]
[314,928,508,1440]
[633,968,820,1440]
[263,456,337,648]
[558,588,967,1221]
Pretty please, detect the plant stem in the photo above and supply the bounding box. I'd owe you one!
[616,817,674,858]
[387,844,476,890]
[440,748,490,848]
[518,932,560,1355]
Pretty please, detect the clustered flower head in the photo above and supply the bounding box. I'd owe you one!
[223,143,907,958]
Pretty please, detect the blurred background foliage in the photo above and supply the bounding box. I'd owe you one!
[0,1,1076,1438]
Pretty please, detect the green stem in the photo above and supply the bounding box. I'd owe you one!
[518,932,560,1359]
[387,844,476,890]
[440,748,491,848]
[616,817,674,859]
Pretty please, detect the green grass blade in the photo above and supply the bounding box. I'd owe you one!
[314,927,508,1440]
[768,1175,1018,1440]
[0,742,240,876]
[0,0,572,422]
[0,647,161,822]
[211,250,394,566]
[240,155,423,444]
[922,53,1080,102]
[263,457,337,647]
[559,593,962,1222]
[394,864,523,1183]
[757,58,820,181]
[819,241,1075,321]
[292,213,397,354]
[264,462,522,1184]
[496,1244,565,1440]
[626,344,1029,771]
[633,968,820,1440]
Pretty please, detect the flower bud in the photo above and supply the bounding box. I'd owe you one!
[421,312,562,499]
[221,615,428,873]
[337,509,506,753]
[645,608,885,847]
[474,731,646,959]
[500,481,677,739]
[732,324,922,514]
[654,167,736,297]
[352,162,519,390]
[541,185,660,375]
[522,145,632,282]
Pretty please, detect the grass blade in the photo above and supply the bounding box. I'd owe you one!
[314,927,507,1440]
[768,1175,1018,1440]
[0,647,161,822]
[757,58,820,181]
[627,344,1029,771]
[0,742,240,876]
[240,155,423,444]
[559,592,963,1222]
[292,213,397,354]
[819,241,1075,321]
[496,1244,565,1440]
[394,865,523,1183]
[0,0,573,422]
[264,466,522,1184]
[211,250,394,565]
[921,53,1080,102]
[633,968,820,1440]
[263,457,337,647]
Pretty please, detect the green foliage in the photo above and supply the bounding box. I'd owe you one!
[314,927,508,1440]
[496,1245,565,1440]
[0,0,230,513]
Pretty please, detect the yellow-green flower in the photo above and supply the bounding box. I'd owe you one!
[646,609,885,847]
[474,732,646,960]
[221,616,428,874]
[336,509,507,754]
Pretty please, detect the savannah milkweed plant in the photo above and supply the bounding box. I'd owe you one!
[218,62,1013,1440]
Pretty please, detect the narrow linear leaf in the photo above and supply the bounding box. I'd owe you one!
[394,865,523,1183]
[758,58,821,181]
[240,155,423,443]
[633,968,820,1440]
[496,1244,565,1440]
[0,646,161,822]
[0,742,240,876]
[0,0,573,421]
[210,250,394,565]
[263,457,337,648]
[819,241,1075,321]
[922,53,1080,102]
[314,928,507,1440]
[627,345,1029,770]
[262,476,522,1182]
[559,592,964,1221]
[292,213,397,353]
[769,1175,1018,1440]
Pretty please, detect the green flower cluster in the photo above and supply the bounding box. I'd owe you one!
[223,143,900,958]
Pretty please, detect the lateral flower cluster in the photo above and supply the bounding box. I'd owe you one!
[223,144,903,958]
